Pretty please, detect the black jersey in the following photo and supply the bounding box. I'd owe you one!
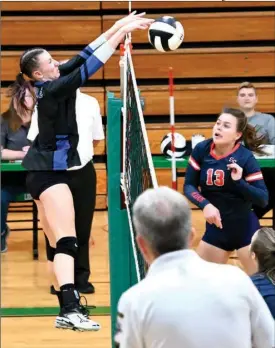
[23,35,114,171]
[184,139,268,219]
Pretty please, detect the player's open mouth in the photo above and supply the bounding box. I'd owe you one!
[214,133,222,138]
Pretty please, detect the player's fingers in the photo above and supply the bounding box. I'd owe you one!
[134,12,146,17]
[227,163,236,169]
[216,217,223,229]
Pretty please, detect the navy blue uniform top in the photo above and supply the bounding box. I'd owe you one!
[22,35,114,171]
[251,273,275,319]
[184,139,268,220]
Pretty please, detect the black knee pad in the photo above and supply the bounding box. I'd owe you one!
[56,237,78,259]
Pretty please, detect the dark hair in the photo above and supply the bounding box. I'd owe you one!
[237,81,257,95]
[222,107,267,155]
[251,227,275,284]
[7,48,44,125]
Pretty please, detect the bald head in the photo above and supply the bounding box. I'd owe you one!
[133,187,191,256]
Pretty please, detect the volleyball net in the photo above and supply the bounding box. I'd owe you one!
[107,39,158,345]
[121,42,158,282]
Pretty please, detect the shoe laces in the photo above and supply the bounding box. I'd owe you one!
[78,296,96,317]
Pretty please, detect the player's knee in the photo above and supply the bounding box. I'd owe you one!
[55,236,78,259]
[46,245,56,262]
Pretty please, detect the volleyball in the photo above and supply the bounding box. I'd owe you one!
[148,16,184,52]
[160,132,186,158]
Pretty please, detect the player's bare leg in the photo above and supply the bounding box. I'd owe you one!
[39,184,100,331]
[36,200,59,291]
[196,241,231,264]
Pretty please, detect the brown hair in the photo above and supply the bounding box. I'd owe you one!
[237,81,257,95]
[2,84,36,132]
[251,227,275,284]
[222,107,267,155]
[7,48,44,128]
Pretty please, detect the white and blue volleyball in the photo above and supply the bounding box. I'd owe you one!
[148,16,184,52]
[160,132,186,158]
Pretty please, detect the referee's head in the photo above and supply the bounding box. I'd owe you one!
[133,186,193,265]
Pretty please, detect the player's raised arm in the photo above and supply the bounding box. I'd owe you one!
[60,12,149,76]
[44,17,154,98]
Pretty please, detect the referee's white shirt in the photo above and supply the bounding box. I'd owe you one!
[115,250,274,348]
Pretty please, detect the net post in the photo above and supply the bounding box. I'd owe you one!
[107,92,133,347]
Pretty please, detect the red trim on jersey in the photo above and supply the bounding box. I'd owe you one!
[245,172,263,182]
[189,156,200,171]
[210,142,241,160]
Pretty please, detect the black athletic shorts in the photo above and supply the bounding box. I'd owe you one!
[202,210,260,251]
[26,161,96,200]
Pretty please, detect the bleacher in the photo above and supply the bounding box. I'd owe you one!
[1,1,275,204]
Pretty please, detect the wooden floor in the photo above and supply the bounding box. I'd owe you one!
[1,209,272,348]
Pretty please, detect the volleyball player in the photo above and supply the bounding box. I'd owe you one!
[9,12,154,331]
[184,108,268,274]
[250,227,275,319]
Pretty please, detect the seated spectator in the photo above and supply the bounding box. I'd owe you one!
[250,227,275,319]
[237,82,275,144]
[237,82,275,221]
[1,87,34,252]
[115,187,274,348]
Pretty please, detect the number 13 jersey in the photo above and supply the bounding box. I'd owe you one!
[184,139,268,219]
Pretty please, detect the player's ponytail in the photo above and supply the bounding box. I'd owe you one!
[5,48,44,131]
[250,227,275,284]
[223,107,267,155]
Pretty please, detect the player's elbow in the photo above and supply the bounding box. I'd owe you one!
[257,190,269,208]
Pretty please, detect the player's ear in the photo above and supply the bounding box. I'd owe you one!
[136,234,152,264]
[235,131,242,141]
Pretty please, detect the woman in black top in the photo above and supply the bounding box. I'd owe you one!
[1,88,34,252]
[250,227,275,319]
[9,12,153,331]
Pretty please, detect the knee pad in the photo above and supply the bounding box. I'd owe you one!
[56,237,78,259]
[46,245,56,262]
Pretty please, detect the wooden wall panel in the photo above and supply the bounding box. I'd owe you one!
[102,1,275,10]
[107,83,275,116]
[2,17,101,45]
[103,12,275,43]
[2,1,100,11]
[104,48,275,79]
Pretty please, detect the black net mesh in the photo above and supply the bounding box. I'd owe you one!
[123,53,155,281]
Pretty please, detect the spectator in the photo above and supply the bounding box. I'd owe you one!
[1,87,34,252]
[237,81,275,222]
[115,187,274,348]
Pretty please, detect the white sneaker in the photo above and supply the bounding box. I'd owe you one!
[55,309,101,331]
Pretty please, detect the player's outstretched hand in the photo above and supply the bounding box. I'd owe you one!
[203,203,223,229]
[115,11,147,29]
[121,18,154,34]
[227,163,243,181]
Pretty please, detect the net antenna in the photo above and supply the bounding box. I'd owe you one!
[169,67,177,190]
[120,24,158,282]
